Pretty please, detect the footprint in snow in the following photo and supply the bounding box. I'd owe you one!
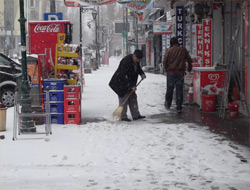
[62,155,68,160]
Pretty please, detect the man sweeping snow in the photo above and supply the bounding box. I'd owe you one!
[109,49,146,122]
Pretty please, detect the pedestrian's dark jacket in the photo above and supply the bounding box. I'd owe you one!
[109,54,145,98]
[163,45,193,72]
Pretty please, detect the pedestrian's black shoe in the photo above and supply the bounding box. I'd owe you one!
[177,109,182,113]
[165,102,170,110]
[165,105,170,110]
[133,115,146,120]
[121,118,131,122]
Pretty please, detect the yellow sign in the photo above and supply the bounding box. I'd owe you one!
[57,33,65,45]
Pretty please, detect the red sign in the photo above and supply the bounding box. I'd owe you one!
[29,21,69,55]
[196,24,203,63]
[69,0,116,6]
[200,71,226,94]
[202,19,212,67]
[193,69,226,107]
[64,1,80,7]
[136,13,143,21]
[29,21,70,75]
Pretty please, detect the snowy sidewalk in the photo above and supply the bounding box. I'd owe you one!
[1,57,249,190]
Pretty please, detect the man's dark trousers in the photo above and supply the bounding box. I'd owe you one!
[165,72,185,110]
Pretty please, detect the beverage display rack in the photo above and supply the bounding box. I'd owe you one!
[54,44,81,85]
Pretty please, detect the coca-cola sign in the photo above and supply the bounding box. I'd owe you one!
[34,24,60,33]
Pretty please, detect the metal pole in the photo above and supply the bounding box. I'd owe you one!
[126,8,128,54]
[50,0,56,13]
[95,12,98,69]
[18,0,35,132]
[80,8,83,49]
[79,7,83,61]
[135,12,138,49]
[122,8,125,56]
[97,6,100,68]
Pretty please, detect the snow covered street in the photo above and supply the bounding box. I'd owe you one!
[0,57,249,190]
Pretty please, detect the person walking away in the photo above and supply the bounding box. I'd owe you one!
[109,49,146,122]
[163,37,193,113]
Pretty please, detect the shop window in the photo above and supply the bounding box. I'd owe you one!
[30,0,36,8]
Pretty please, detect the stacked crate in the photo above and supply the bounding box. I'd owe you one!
[44,79,66,124]
[64,85,81,124]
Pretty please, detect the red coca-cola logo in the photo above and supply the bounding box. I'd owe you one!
[34,24,60,33]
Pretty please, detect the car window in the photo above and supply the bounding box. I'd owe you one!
[0,56,11,66]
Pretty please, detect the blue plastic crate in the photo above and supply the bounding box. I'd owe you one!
[51,113,64,124]
[50,102,64,113]
[44,79,66,91]
[45,102,64,113]
[44,91,64,102]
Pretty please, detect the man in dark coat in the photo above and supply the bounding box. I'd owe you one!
[109,49,146,122]
[163,37,193,113]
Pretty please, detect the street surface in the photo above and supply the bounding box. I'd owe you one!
[0,57,249,190]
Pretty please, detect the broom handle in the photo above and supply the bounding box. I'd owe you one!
[122,78,143,105]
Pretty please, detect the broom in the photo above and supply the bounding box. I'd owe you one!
[112,79,143,120]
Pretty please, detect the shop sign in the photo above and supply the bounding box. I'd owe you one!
[166,34,171,48]
[117,0,151,11]
[153,22,172,34]
[162,34,166,61]
[161,34,171,61]
[64,0,80,7]
[176,6,184,47]
[202,19,212,67]
[68,0,116,6]
[196,24,203,65]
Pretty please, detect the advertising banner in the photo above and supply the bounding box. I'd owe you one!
[64,0,80,7]
[193,69,226,107]
[196,24,203,65]
[153,22,172,34]
[117,0,150,12]
[27,63,39,88]
[202,19,212,67]
[29,21,69,55]
[67,0,116,6]
[29,21,70,75]
[176,6,184,47]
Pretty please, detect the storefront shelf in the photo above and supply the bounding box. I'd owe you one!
[58,52,79,57]
[57,64,78,70]
[67,79,78,85]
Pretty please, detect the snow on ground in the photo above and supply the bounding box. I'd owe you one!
[0,57,249,190]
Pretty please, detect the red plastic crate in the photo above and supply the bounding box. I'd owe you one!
[64,99,81,112]
[64,111,81,125]
[64,85,81,99]
[64,85,81,100]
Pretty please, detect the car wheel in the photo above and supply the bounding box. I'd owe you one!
[0,87,15,107]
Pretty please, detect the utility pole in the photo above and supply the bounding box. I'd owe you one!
[50,0,56,13]
[79,8,83,50]
[125,8,128,54]
[97,6,100,68]
[18,0,35,132]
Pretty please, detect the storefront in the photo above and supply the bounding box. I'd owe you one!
[139,0,249,114]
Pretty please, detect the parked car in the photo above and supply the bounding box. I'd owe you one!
[0,53,22,107]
